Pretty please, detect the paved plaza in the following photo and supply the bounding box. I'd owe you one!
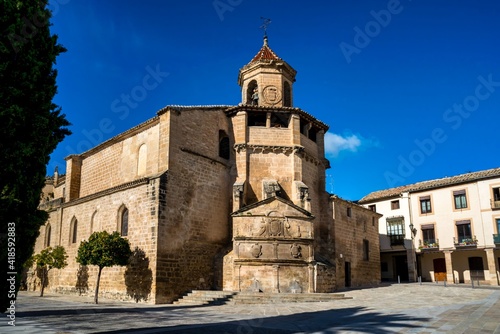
[3,283,500,333]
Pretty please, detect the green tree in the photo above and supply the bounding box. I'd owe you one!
[0,0,71,312]
[32,246,68,297]
[76,231,132,304]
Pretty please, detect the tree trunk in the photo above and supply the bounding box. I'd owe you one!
[94,267,103,304]
[40,268,47,297]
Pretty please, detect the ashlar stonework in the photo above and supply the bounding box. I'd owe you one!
[30,36,381,303]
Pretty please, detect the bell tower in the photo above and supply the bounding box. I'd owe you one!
[238,36,297,107]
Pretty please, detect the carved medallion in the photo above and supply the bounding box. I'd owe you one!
[262,85,282,105]
[290,243,302,258]
[251,243,262,258]
[269,218,282,236]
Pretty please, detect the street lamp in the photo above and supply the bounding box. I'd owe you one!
[409,222,417,239]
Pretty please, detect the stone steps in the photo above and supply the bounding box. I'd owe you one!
[173,290,236,306]
[173,290,351,306]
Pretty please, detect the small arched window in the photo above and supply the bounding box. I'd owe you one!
[137,144,147,176]
[246,80,258,105]
[70,218,78,244]
[219,130,230,160]
[119,206,129,237]
[45,224,51,247]
[283,81,291,107]
[90,210,98,233]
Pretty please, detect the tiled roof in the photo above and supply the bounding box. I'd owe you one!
[358,167,500,203]
[248,37,281,64]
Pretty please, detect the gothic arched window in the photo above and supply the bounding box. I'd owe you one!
[45,224,51,247]
[70,218,78,244]
[119,206,129,237]
[219,130,230,160]
[246,80,258,105]
[137,144,147,176]
[283,81,291,107]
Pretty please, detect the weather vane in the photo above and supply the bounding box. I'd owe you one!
[260,17,271,38]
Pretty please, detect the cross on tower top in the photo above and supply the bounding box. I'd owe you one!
[260,17,271,39]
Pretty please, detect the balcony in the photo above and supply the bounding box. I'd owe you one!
[453,236,478,247]
[492,200,500,210]
[494,234,500,245]
[389,234,405,246]
[419,239,439,250]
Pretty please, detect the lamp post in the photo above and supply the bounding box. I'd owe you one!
[408,222,417,282]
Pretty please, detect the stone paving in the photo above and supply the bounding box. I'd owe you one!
[3,283,500,333]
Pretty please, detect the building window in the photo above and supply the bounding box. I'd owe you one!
[368,204,376,212]
[372,216,375,226]
[456,220,472,243]
[283,81,291,107]
[391,200,400,210]
[363,240,369,261]
[420,196,432,214]
[347,207,352,217]
[137,144,147,176]
[218,130,230,159]
[247,112,266,126]
[120,207,129,237]
[70,218,78,244]
[45,224,51,247]
[420,224,437,248]
[270,113,289,128]
[492,187,500,209]
[387,218,405,246]
[453,190,467,209]
[246,80,258,105]
[90,210,98,233]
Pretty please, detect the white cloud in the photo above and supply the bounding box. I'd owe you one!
[324,132,363,157]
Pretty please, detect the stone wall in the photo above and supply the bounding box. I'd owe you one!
[155,107,233,303]
[332,197,381,288]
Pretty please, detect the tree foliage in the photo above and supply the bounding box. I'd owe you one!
[32,246,68,297]
[0,0,71,312]
[77,231,132,304]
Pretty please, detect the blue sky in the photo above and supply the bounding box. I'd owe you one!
[47,0,500,200]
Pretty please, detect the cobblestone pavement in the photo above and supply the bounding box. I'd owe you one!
[3,283,500,333]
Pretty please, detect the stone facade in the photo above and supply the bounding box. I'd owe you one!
[30,37,381,303]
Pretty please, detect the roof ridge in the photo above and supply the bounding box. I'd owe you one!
[359,166,500,202]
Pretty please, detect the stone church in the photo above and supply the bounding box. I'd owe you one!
[32,36,381,303]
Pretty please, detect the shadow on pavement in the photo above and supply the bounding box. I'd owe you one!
[93,306,430,334]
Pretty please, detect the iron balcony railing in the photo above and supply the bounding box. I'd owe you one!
[453,236,478,247]
[419,239,439,249]
[492,200,500,209]
[493,234,500,244]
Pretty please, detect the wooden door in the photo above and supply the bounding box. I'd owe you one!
[433,258,447,282]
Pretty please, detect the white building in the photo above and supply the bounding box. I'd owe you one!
[359,167,500,285]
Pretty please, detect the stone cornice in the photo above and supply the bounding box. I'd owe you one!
[234,144,324,166]
[62,177,153,208]
[72,116,160,159]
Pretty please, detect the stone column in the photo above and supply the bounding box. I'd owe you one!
[308,264,315,293]
[273,265,280,293]
[444,250,454,283]
[485,248,499,285]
